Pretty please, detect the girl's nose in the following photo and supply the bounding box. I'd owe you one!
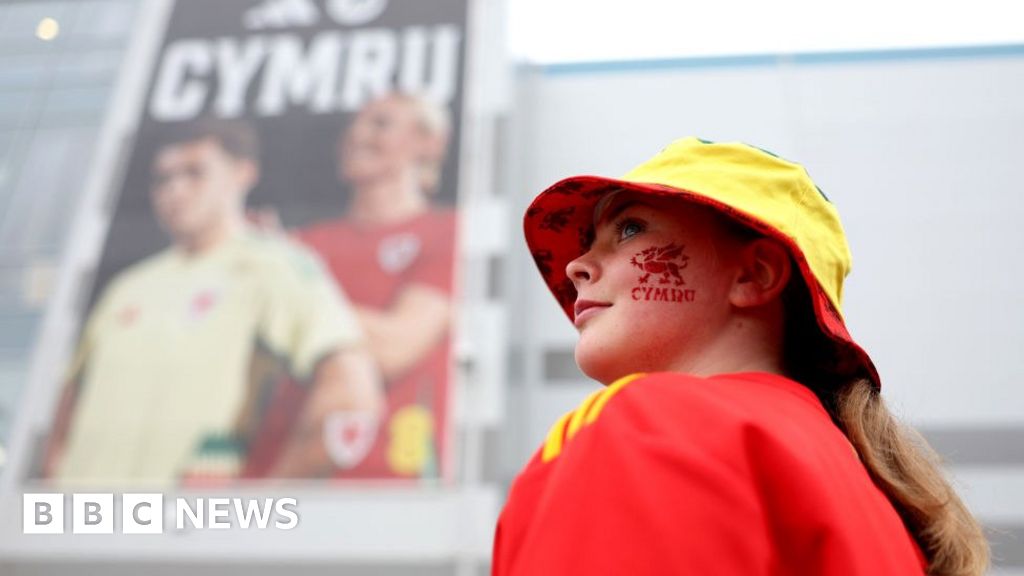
[566,253,597,287]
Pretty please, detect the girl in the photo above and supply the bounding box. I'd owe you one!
[493,137,988,575]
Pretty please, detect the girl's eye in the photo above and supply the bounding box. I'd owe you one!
[615,219,645,241]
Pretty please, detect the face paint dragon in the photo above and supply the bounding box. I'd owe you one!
[630,242,696,303]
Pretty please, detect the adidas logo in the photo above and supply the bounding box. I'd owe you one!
[244,0,320,30]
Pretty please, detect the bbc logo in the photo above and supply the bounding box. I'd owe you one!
[24,493,163,534]
[24,493,299,533]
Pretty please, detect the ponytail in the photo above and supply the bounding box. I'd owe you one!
[783,276,989,575]
[827,378,989,576]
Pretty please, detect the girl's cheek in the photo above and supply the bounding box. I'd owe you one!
[626,241,697,304]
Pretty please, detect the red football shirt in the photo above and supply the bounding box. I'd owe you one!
[296,209,456,480]
[493,372,927,575]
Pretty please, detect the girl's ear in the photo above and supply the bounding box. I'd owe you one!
[729,238,792,309]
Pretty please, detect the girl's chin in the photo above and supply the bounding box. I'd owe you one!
[575,347,630,385]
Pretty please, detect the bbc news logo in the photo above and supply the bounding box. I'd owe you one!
[23,494,299,534]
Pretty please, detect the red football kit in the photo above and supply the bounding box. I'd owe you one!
[493,372,927,575]
[297,209,456,480]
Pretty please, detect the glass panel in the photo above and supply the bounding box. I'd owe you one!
[0,91,40,126]
[0,126,97,256]
[0,264,27,307]
[67,0,136,41]
[52,50,124,88]
[0,0,138,472]
[0,129,27,186]
[42,84,111,114]
[0,312,41,350]
[0,53,51,90]
[0,2,73,41]
[0,358,29,444]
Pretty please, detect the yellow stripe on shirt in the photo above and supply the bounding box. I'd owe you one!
[565,388,604,440]
[540,373,647,463]
[585,373,647,425]
[541,411,575,463]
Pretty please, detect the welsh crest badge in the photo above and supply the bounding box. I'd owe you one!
[378,232,422,273]
[323,411,380,469]
[187,288,221,321]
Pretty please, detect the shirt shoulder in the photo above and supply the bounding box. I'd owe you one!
[236,229,333,282]
[415,208,456,245]
[96,249,178,301]
[505,373,836,576]
[541,371,840,465]
[504,373,925,576]
[421,207,456,226]
[294,218,353,248]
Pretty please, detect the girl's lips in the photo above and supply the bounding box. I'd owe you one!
[574,300,611,327]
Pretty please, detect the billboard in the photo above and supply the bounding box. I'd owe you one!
[40,0,467,486]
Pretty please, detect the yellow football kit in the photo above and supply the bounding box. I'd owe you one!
[56,230,362,486]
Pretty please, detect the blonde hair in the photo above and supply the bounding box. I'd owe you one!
[783,276,990,576]
[392,92,451,193]
[831,380,990,576]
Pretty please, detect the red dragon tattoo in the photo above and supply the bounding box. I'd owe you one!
[630,243,689,286]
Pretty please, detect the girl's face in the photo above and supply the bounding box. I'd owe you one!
[567,193,742,384]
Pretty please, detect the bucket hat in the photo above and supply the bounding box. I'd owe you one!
[523,137,879,387]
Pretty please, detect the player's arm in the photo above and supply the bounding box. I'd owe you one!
[41,288,110,480]
[258,239,386,478]
[355,283,451,381]
[41,377,81,479]
[267,345,383,478]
